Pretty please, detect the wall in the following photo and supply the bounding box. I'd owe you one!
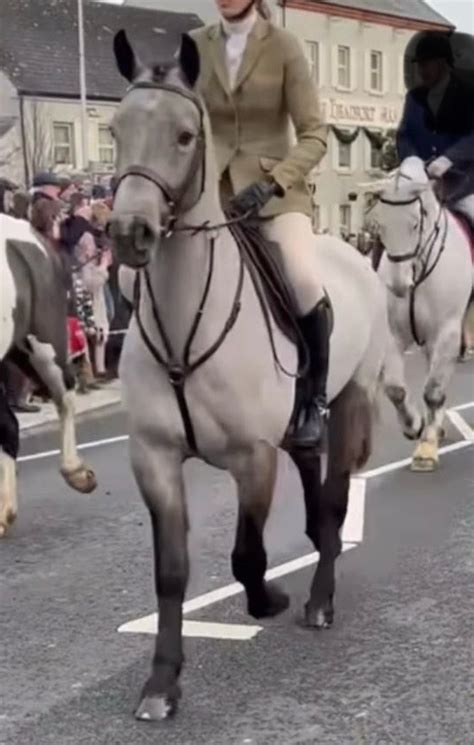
[282,8,415,234]
[0,72,23,185]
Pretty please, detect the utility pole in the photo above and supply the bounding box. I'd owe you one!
[77,0,89,170]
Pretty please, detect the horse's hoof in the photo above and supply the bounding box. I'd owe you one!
[0,509,17,537]
[135,695,177,722]
[61,465,97,494]
[303,602,334,629]
[411,457,438,473]
[248,583,290,619]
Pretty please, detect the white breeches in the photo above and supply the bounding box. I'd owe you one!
[262,213,324,316]
[455,195,474,222]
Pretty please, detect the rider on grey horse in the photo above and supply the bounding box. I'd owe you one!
[190,0,329,449]
[397,33,474,224]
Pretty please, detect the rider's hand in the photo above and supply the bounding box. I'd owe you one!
[230,178,284,215]
[427,156,453,179]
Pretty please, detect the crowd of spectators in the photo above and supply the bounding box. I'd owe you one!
[0,172,130,413]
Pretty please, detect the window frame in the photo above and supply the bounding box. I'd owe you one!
[337,45,351,91]
[305,40,320,85]
[98,124,115,165]
[369,50,383,94]
[53,121,75,166]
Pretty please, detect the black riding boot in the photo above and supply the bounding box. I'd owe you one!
[293,297,331,449]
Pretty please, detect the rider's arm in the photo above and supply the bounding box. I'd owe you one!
[396,94,418,162]
[270,32,327,194]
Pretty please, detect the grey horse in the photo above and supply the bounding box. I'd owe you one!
[110,32,390,721]
[0,213,96,536]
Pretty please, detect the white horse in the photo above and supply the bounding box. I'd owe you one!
[364,156,473,471]
[110,32,390,721]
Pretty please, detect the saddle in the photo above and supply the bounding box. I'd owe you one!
[226,213,301,346]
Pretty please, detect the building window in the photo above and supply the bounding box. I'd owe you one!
[98,125,115,164]
[337,45,351,89]
[338,140,351,169]
[53,122,74,165]
[370,51,383,93]
[305,41,319,85]
[339,204,351,235]
[370,141,382,170]
[312,204,321,232]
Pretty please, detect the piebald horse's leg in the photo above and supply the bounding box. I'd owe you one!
[383,333,423,440]
[27,337,96,493]
[0,385,19,537]
[132,440,188,722]
[412,321,461,472]
[230,443,289,618]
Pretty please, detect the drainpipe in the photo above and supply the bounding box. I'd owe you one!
[19,94,29,187]
[281,0,287,27]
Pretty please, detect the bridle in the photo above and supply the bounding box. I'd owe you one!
[378,189,449,345]
[114,80,207,234]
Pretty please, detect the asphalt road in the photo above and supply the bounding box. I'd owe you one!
[1,353,473,745]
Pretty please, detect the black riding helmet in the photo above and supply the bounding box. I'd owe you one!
[413,34,454,66]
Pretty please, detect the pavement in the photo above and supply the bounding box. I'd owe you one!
[1,352,473,745]
[18,380,122,432]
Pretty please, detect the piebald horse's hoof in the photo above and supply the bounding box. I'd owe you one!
[61,465,97,494]
[135,695,178,722]
[0,509,17,538]
[303,600,334,629]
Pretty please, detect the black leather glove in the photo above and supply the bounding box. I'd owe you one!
[230,179,283,215]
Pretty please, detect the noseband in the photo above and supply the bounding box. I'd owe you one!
[114,81,206,229]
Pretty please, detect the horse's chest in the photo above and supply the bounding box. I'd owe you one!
[0,243,16,359]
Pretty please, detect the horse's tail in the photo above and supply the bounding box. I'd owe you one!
[329,380,374,474]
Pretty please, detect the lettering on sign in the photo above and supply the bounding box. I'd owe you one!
[321,99,401,127]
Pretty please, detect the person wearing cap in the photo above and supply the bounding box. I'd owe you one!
[190,0,329,449]
[397,33,474,222]
[31,171,63,204]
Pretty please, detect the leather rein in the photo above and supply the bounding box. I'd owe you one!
[379,192,448,346]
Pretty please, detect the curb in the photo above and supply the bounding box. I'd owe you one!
[18,382,122,432]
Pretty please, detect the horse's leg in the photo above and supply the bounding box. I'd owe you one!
[290,382,367,629]
[230,443,289,618]
[412,321,461,472]
[383,332,423,440]
[131,440,188,721]
[0,383,19,537]
[25,338,96,493]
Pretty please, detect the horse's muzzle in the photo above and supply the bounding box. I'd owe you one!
[108,215,157,268]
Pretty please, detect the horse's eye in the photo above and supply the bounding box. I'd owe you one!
[178,131,194,147]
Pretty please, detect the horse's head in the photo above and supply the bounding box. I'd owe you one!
[109,31,203,268]
[360,157,437,297]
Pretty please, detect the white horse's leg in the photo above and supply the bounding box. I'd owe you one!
[229,443,289,618]
[383,333,423,440]
[412,320,461,472]
[0,383,19,537]
[131,439,189,722]
[27,337,96,493]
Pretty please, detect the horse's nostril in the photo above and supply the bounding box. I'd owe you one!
[134,219,155,249]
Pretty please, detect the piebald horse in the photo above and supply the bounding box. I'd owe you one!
[0,213,96,536]
[363,156,473,471]
[110,32,390,721]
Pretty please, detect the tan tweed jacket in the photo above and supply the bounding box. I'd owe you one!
[190,16,327,217]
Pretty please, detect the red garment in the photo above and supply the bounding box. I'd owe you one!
[452,213,474,263]
[68,316,87,360]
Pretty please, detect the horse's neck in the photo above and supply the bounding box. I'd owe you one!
[145,191,243,357]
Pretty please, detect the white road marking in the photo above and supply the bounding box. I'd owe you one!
[18,435,129,464]
[121,620,263,640]
[445,410,474,441]
[360,439,473,480]
[344,477,366,543]
[451,400,474,412]
[118,543,357,636]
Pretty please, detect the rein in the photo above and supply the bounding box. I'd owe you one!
[380,192,448,346]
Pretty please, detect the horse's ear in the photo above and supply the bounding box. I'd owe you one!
[114,30,139,82]
[179,34,200,88]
